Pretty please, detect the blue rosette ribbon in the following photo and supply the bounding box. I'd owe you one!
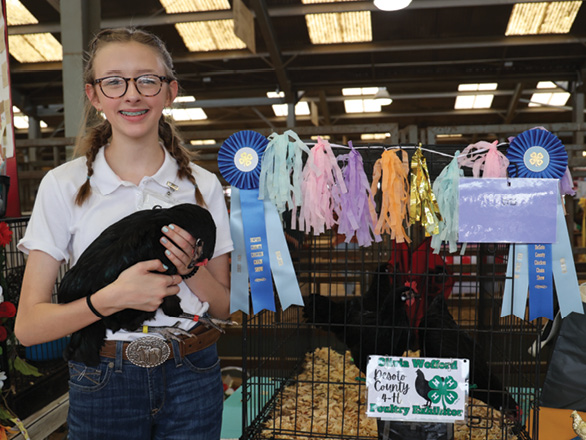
[502,128,581,320]
[219,130,303,315]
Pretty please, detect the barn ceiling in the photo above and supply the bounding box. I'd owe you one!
[6,0,586,152]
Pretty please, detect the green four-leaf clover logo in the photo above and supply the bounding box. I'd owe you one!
[428,375,458,409]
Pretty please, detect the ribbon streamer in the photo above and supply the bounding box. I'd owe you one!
[371,149,411,244]
[258,130,310,223]
[430,152,463,254]
[528,243,554,321]
[501,195,583,319]
[335,142,381,247]
[299,137,347,234]
[219,130,303,314]
[409,148,442,235]
[458,140,508,178]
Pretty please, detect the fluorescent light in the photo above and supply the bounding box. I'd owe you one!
[267,91,285,99]
[311,135,330,140]
[168,96,208,121]
[374,87,393,106]
[436,134,463,139]
[265,91,310,116]
[12,106,47,129]
[529,81,571,107]
[305,11,372,44]
[271,102,311,117]
[342,87,390,113]
[505,1,582,36]
[190,139,216,145]
[373,0,412,11]
[454,83,497,109]
[361,133,391,140]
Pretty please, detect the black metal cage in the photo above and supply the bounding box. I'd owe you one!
[239,146,544,440]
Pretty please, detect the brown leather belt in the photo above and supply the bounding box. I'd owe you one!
[100,325,221,365]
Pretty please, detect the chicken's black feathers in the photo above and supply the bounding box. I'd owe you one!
[419,294,519,418]
[415,369,433,407]
[303,264,413,374]
[59,204,216,366]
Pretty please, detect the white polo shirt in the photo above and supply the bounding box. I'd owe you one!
[18,145,234,341]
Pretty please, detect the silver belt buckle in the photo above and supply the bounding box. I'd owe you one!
[126,336,170,368]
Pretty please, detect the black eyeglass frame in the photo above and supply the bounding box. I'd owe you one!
[93,74,172,99]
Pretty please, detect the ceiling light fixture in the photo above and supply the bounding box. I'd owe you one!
[373,0,412,11]
[374,87,393,106]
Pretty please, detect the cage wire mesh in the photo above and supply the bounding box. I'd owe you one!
[240,144,543,440]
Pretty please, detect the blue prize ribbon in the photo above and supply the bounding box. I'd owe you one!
[229,188,250,314]
[502,244,529,319]
[264,199,304,310]
[528,244,553,320]
[552,198,583,318]
[240,188,276,313]
[506,128,567,179]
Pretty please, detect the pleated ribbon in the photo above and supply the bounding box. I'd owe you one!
[409,148,442,235]
[258,130,310,225]
[458,140,509,178]
[299,137,347,234]
[218,130,303,315]
[430,152,464,254]
[371,149,411,244]
[335,142,381,247]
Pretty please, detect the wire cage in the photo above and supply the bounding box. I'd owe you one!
[1,217,71,419]
[240,145,544,440]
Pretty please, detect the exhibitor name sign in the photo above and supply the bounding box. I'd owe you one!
[366,356,469,423]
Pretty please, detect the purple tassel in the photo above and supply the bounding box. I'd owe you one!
[335,143,381,247]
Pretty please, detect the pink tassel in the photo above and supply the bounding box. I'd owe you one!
[335,142,381,247]
[299,137,346,235]
[458,140,509,178]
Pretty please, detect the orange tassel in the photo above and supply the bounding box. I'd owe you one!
[371,149,411,243]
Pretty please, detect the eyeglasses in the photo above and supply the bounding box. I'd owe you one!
[93,74,171,99]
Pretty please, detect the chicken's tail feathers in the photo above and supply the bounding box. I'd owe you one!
[63,322,107,367]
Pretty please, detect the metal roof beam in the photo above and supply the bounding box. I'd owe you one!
[249,0,294,101]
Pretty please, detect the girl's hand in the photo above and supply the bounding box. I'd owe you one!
[160,224,200,277]
[110,259,181,312]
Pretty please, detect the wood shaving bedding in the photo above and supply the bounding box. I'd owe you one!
[259,347,519,440]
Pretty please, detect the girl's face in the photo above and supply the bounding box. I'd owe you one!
[85,41,178,145]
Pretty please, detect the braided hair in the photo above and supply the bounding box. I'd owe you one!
[74,27,204,206]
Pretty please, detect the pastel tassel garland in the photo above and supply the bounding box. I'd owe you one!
[409,148,442,235]
[335,142,381,247]
[430,152,464,254]
[458,140,508,177]
[259,130,311,223]
[299,137,347,234]
[371,149,411,243]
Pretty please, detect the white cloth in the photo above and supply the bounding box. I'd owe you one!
[18,145,233,341]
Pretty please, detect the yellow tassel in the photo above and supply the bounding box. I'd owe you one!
[371,149,411,243]
[409,148,442,235]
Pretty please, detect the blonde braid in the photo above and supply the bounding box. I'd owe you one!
[74,120,112,206]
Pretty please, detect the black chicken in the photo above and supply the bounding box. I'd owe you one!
[418,294,519,419]
[414,369,432,407]
[59,203,216,366]
[303,264,413,374]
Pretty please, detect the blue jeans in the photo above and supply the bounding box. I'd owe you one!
[67,340,223,439]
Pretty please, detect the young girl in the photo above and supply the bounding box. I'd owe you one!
[14,27,233,439]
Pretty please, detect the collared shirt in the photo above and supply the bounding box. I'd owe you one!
[18,145,234,341]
